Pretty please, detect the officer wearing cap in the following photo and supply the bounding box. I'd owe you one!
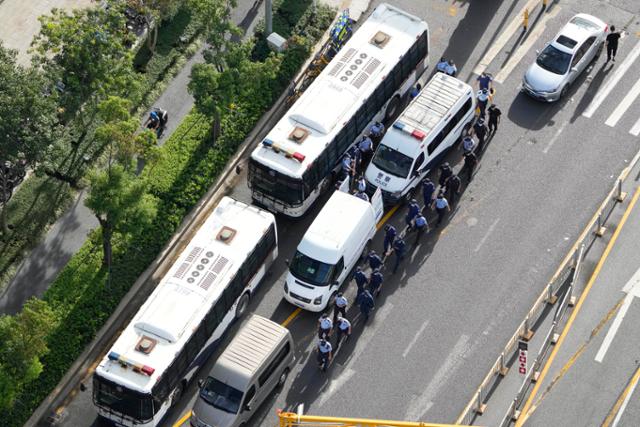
[405,198,421,230]
[335,316,352,347]
[333,292,348,322]
[369,268,384,297]
[353,266,367,293]
[474,118,488,152]
[383,224,397,255]
[318,313,333,340]
[317,339,333,371]
[477,88,490,118]
[367,250,382,271]
[462,135,476,154]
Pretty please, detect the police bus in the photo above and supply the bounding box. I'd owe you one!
[248,3,430,217]
[92,197,277,427]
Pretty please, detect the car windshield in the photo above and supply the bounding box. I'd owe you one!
[536,44,572,75]
[200,377,243,414]
[289,250,334,287]
[371,144,413,178]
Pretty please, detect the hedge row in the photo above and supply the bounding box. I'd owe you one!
[1,5,335,425]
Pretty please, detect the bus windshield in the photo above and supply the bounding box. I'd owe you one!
[289,250,334,287]
[199,377,243,414]
[249,160,305,205]
[93,376,155,422]
[372,144,414,178]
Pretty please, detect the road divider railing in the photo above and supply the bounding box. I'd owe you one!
[455,147,640,426]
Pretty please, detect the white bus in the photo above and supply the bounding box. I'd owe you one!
[92,197,277,427]
[248,3,429,217]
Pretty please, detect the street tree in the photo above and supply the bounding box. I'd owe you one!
[127,0,184,54]
[0,44,60,236]
[30,2,140,123]
[0,298,57,411]
[188,0,241,70]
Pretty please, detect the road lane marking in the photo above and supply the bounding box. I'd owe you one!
[603,366,640,427]
[583,40,640,118]
[629,116,640,136]
[605,76,640,127]
[516,187,640,427]
[474,218,500,252]
[281,307,302,328]
[172,410,191,427]
[405,334,470,420]
[595,267,640,362]
[402,319,430,358]
[543,120,568,154]
[473,0,540,76]
[494,7,561,84]
[317,368,356,407]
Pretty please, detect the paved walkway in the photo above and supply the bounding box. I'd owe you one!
[0,0,93,66]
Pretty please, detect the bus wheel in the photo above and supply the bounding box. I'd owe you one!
[236,292,250,319]
[170,381,185,407]
[384,95,402,122]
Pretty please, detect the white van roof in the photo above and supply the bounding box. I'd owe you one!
[297,191,372,264]
[211,315,289,390]
[383,73,473,156]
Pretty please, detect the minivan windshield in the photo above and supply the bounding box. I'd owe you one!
[372,144,413,178]
[536,44,572,75]
[289,250,334,287]
[199,377,243,414]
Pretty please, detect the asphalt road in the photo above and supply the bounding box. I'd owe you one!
[58,0,640,426]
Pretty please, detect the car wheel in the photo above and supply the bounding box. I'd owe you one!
[560,85,569,99]
[277,368,290,388]
[236,292,250,319]
[384,95,402,122]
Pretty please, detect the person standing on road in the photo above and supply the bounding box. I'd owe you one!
[606,25,621,63]
[446,173,462,207]
[474,118,488,152]
[392,237,407,274]
[405,198,421,230]
[317,339,333,372]
[341,153,352,181]
[439,162,453,187]
[356,175,367,193]
[433,192,450,226]
[335,316,352,348]
[436,57,448,73]
[358,289,375,322]
[462,135,476,155]
[476,72,493,92]
[413,213,429,246]
[353,266,368,293]
[422,177,436,210]
[333,292,348,322]
[354,190,369,202]
[370,121,385,144]
[369,268,384,298]
[445,60,457,77]
[383,224,397,255]
[367,250,383,271]
[462,151,478,184]
[358,135,374,170]
[477,88,490,118]
[318,313,333,340]
[487,104,502,134]
[410,83,422,99]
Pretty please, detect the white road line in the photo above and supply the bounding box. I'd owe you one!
[317,303,394,407]
[494,7,561,84]
[583,40,640,118]
[474,218,500,252]
[629,116,640,136]
[543,120,568,154]
[594,293,633,363]
[611,374,640,427]
[605,77,640,127]
[473,0,540,75]
[405,334,470,421]
[403,320,430,358]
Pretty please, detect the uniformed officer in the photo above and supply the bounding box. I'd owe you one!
[335,316,352,347]
[358,135,374,170]
[462,136,476,154]
[410,83,422,99]
[446,173,462,207]
[405,198,421,230]
[358,289,375,322]
[318,313,333,340]
[445,60,457,77]
[356,175,367,193]
[383,224,397,255]
[333,292,348,322]
[474,118,488,152]
[317,339,333,371]
[392,237,407,274]
[439,162,453,187]
[422,177,436,210]
[413,213,429,245]
[436,57,448,73]
[354,190,369,202]
[462,151,478,184]
[367,250,382,271]
[369,268,384,297]
[341,154,352,181]
[477,88,490,118]
[353,266,367,293]
[369,121,385,146]
[433,192,450,226]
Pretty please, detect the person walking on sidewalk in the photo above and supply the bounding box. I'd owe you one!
[446,173,462,207]
[488,104,502,134]
[422,177,436,210]
[392,237,407,274]
[433,192,450,226]
[462,151,478,184]
[383,224,397,255]
[413,213,429,246]
[606,25,621,63]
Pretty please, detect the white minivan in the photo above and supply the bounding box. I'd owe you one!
[283,182,384,311]
[365,72,476,204]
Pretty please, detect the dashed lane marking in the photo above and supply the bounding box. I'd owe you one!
[473,217,500,252]
[543,120,569,154]
[402,319,430,358]
[629,116,640,136]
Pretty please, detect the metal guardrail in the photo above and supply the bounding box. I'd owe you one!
[455,149,638,425]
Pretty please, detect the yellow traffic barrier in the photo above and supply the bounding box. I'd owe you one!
[523,9,529,31]
[542,0,548,8]
[277,411,468,427]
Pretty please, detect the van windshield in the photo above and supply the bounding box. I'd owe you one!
[199,377,243,414]
[372,144,413,178]
[289,250,334,287]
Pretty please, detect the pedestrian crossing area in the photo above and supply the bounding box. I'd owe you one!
[470,2,640,137]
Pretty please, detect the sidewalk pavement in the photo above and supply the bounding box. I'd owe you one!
[0,0,93,66]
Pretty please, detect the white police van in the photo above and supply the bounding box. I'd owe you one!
[365,72,476,204]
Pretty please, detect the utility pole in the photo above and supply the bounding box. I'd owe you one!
[265,0,272,35]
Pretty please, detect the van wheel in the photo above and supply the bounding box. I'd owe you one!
[384,95,402,122]
[236,292,250,319]
[277,368,290,388]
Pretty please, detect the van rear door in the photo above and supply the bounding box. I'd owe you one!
[371,187,384,223]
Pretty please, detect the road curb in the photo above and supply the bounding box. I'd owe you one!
[26,4,370,426]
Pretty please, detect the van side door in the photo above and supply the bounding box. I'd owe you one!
[257,341,293,394]
[240,384,256,422]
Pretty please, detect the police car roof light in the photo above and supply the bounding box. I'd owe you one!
[292,152,305,162]
[262,139,274,147]
[393,121,405,130]
[107,351,120,361]
[411,129,426,140]
[107,351,155,376]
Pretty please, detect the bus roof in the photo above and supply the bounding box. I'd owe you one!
[95,197,275,394]
[210,315,289,390]
[250,3,428,179]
